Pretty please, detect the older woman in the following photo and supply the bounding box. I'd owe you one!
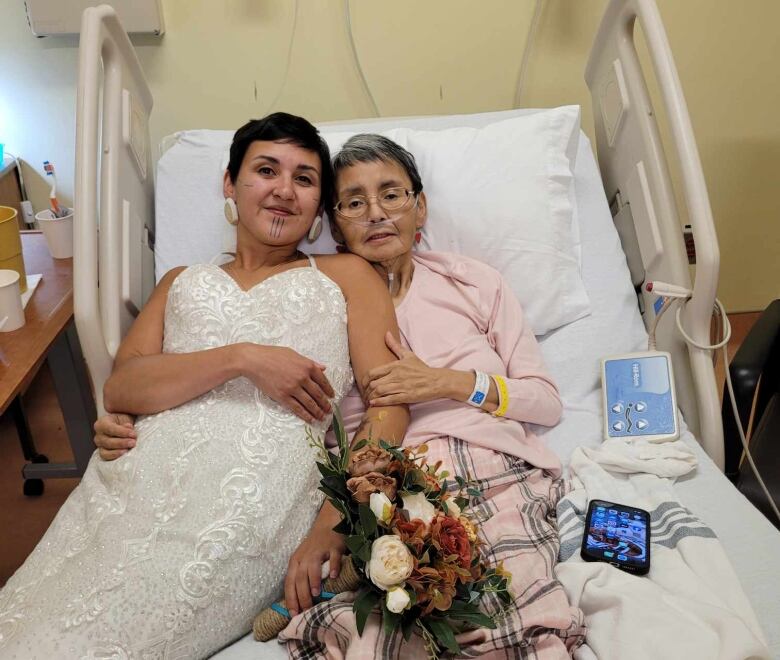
[95,134,585,658]
[0,115,408,659]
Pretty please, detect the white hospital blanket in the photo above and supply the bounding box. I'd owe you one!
[556,439,769,660]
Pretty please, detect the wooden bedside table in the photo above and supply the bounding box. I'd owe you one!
[0,232,97,495]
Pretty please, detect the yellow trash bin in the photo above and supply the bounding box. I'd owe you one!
[0,206,27,294]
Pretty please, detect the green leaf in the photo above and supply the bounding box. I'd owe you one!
[332,407,352,472]
[427,619,461,655]
[351,438,368,452]
[379,440,405,461]
[406,469,428,489]
[353,588,381,637]
[467,487,482,498]
[346,535,369,561]
[332,407,347,450]
[454,496,469,510]
[333,518,352,535]
[330,498,352,521]
[455,475,466,488]
[322,475,349,497]
[316,461,338,479]
[318,485,342,501]
[359,504,378,536]
[448,610,496,629]
[381,605,401,635]
[401,614,416,641]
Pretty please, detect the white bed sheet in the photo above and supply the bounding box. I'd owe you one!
[212,132,779,658]
[538,133,780,657]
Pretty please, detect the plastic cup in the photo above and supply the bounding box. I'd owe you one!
[36,208,74,259]
[0,206,27,293]
[0,269,25,332]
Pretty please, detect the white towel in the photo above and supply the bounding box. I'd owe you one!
[556,438,770,660]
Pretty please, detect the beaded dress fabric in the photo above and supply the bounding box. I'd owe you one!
[0,262,353,659]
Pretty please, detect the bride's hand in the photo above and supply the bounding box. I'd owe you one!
[237,344,335,424]
[93,413,136,460]
[283,503,346,617]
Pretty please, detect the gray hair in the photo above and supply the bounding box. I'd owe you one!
[332,134,423,205]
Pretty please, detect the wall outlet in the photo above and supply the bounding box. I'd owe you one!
[20,200,35,226]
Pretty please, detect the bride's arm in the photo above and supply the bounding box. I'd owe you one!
[284,254,410,616]
[104,268,334,420]
[337,253,411,446]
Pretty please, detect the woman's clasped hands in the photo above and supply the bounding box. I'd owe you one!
[362,331,447,407]
[236,343,335,424]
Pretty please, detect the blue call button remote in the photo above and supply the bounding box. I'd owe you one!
[601,351,679,441]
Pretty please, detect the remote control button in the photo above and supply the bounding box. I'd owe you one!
[612,421,625,432]
[636,419,649,430]
[635,401,647,412]
[611,403,623,414]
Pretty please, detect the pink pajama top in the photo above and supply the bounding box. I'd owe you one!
[330,251,563,477]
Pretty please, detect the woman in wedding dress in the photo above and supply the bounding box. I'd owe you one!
[0,113,409,659]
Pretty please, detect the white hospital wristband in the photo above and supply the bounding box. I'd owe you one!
[467,370,490,408]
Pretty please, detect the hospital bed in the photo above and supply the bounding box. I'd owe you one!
[71,1,780,657]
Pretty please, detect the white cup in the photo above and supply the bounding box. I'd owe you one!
[36,208,74,259]
[0,269,25,332]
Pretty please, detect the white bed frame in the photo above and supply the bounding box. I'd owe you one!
[73,0,725,468]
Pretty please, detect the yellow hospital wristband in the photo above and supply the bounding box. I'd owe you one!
[491,375,509,417]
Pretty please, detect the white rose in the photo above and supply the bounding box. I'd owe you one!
[367,535,414,591]
[370,492,394,524]
[443,499,461,518]
[386,585,411,613]
[401,492,435,527]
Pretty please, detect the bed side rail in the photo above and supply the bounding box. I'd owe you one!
[74,4,155,415]
[585,0,723,467]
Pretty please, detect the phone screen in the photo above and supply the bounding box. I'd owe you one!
[581,500,650,574]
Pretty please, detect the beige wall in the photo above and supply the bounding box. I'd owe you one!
[1,0,777,310]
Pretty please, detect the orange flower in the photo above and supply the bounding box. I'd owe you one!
[391,513,429,555]
[346,472,397,504]
[431,514,472,571]
[407,563,458,615]
[348,444,392,476]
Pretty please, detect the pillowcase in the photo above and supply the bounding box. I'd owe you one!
[394,107,588,333]
[155,107,589,334]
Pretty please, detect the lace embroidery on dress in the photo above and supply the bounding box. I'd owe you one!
[0,262,353,658]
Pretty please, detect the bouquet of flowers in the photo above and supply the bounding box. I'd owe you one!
[309,411,512,659]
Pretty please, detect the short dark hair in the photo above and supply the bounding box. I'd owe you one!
[227,112,333,209]
[332,134,423,208]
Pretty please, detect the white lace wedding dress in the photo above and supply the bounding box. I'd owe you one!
[0,261,353,659]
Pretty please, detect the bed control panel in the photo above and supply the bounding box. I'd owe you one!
[601,351,679,442]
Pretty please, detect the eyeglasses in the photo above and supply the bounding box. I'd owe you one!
[334,187,417,219]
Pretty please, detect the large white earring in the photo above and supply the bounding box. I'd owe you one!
[224,198,239,226]
[307,215,323,242]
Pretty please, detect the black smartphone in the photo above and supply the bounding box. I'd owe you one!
[580,499,650,575]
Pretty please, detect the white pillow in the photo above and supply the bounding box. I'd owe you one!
[398,108,587,333]
[155,107,589,334]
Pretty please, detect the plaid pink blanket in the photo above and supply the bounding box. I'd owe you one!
[279,436,585,659]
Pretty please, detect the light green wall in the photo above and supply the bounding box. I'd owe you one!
[1,0,777,310]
